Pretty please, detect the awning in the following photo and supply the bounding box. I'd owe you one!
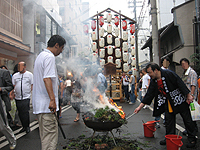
[0,33,33,60]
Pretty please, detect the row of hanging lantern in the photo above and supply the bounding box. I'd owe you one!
[87,11,136,74]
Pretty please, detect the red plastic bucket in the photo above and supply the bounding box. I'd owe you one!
[143,121,156,137]
[165,135,183,150]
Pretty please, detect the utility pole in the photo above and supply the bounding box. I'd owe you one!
[134,0,139,75]
[150,0,159,64]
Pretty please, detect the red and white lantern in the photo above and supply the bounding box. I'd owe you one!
[123,63,129,72]
[107,45,113,55]
[91,20,96,31]
[92,42,97,52]
[114,15,119,26]
[92,53,97,62]
[83,24,89,34]
[99,38,105,47]
[115,59,121,68]
[107,23,112,34]
[114,27,119,37]
[99,27,104,37]
[107,34,112,44]
[115,48,121,58]
[130,24,135,34]
[131,57,136,66]
[122,19,127,30]
[132,67,137,76]
[123,52,129,62]
[92,31,96,41]
[107,12,112,23]
[130,35,135,45]
[99,15,104,27]
[99,48,105,58]
[122,42,128,52]
[100,59,105,67]
[107,56,113,63]
[115,38,120,47]
[122,31,128,41]
[130,46,135,55]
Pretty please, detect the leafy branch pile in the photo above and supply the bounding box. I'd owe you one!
[62,134,146,150]
[93,106,127,125]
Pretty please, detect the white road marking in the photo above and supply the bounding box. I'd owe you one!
[0,105,72,149]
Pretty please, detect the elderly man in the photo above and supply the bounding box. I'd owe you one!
[134,63,197,148]
[12,62,33,134]
[32,35,66,150]
[0,68,16,149]
[180,58,198,135]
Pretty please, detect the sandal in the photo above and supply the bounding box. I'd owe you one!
[74,119,79,122]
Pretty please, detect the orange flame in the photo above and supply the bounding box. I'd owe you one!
[109,99,126,119]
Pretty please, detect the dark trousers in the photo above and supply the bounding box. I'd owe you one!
[15,99,30,128]
[165,106,196,142]
[123,85,129,101]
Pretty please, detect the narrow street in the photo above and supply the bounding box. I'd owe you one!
[0,99,199,150]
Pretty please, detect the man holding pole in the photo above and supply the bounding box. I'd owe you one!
[32,35,66,150]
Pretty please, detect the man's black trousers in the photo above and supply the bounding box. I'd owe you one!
[15,99,30,128]
[165,104,196,142]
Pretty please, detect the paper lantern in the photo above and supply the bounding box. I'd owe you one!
[108,56,113,63]
[99,27,104,37]
[114,15,119,26]
[83,24,89,34]
[99,38,105,47]
[123,52,129,62]
[122,19,127,30]
[92,53,97,62]
[107,13,112,23]
[131,57,136,66]
[115,59,121,68]
[114,27,119,37]
[107,45,113,55]
[131,46,135,55]
[99,15,104,27]
[107,23,112,34]
[115,48,121,58]
[132,67,137,76]
[92,42,97,52]
[123,63,129,72]
[115,38,120,47]
[130,24,135,34]
[130,35,135,45]
[91,20,96,31]
[100,59,105,67]
[107,34,112,44]
[122,31,128,41]
[122,42,128,52]
[99,48,105,58]
[92,31,96,41]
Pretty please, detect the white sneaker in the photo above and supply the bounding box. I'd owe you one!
[129,102,134,104]
[155,122,160,128]
[143,105,148,109]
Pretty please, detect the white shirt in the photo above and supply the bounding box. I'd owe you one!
[122,75,129,86]
[142,73,151,89]
[32,49,59,114]
[64,80,71,87]
[12,71,33,100]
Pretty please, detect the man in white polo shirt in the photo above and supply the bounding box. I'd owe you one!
[32,35,66,150]
[12,62,33,134]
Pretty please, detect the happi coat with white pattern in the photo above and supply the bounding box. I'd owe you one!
[142,68,190,117]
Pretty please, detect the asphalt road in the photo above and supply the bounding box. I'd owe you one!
[0,99,200,150]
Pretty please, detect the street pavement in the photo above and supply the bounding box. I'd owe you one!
[0,98,200,150]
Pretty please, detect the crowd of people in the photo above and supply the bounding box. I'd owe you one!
[0,34,200,149]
